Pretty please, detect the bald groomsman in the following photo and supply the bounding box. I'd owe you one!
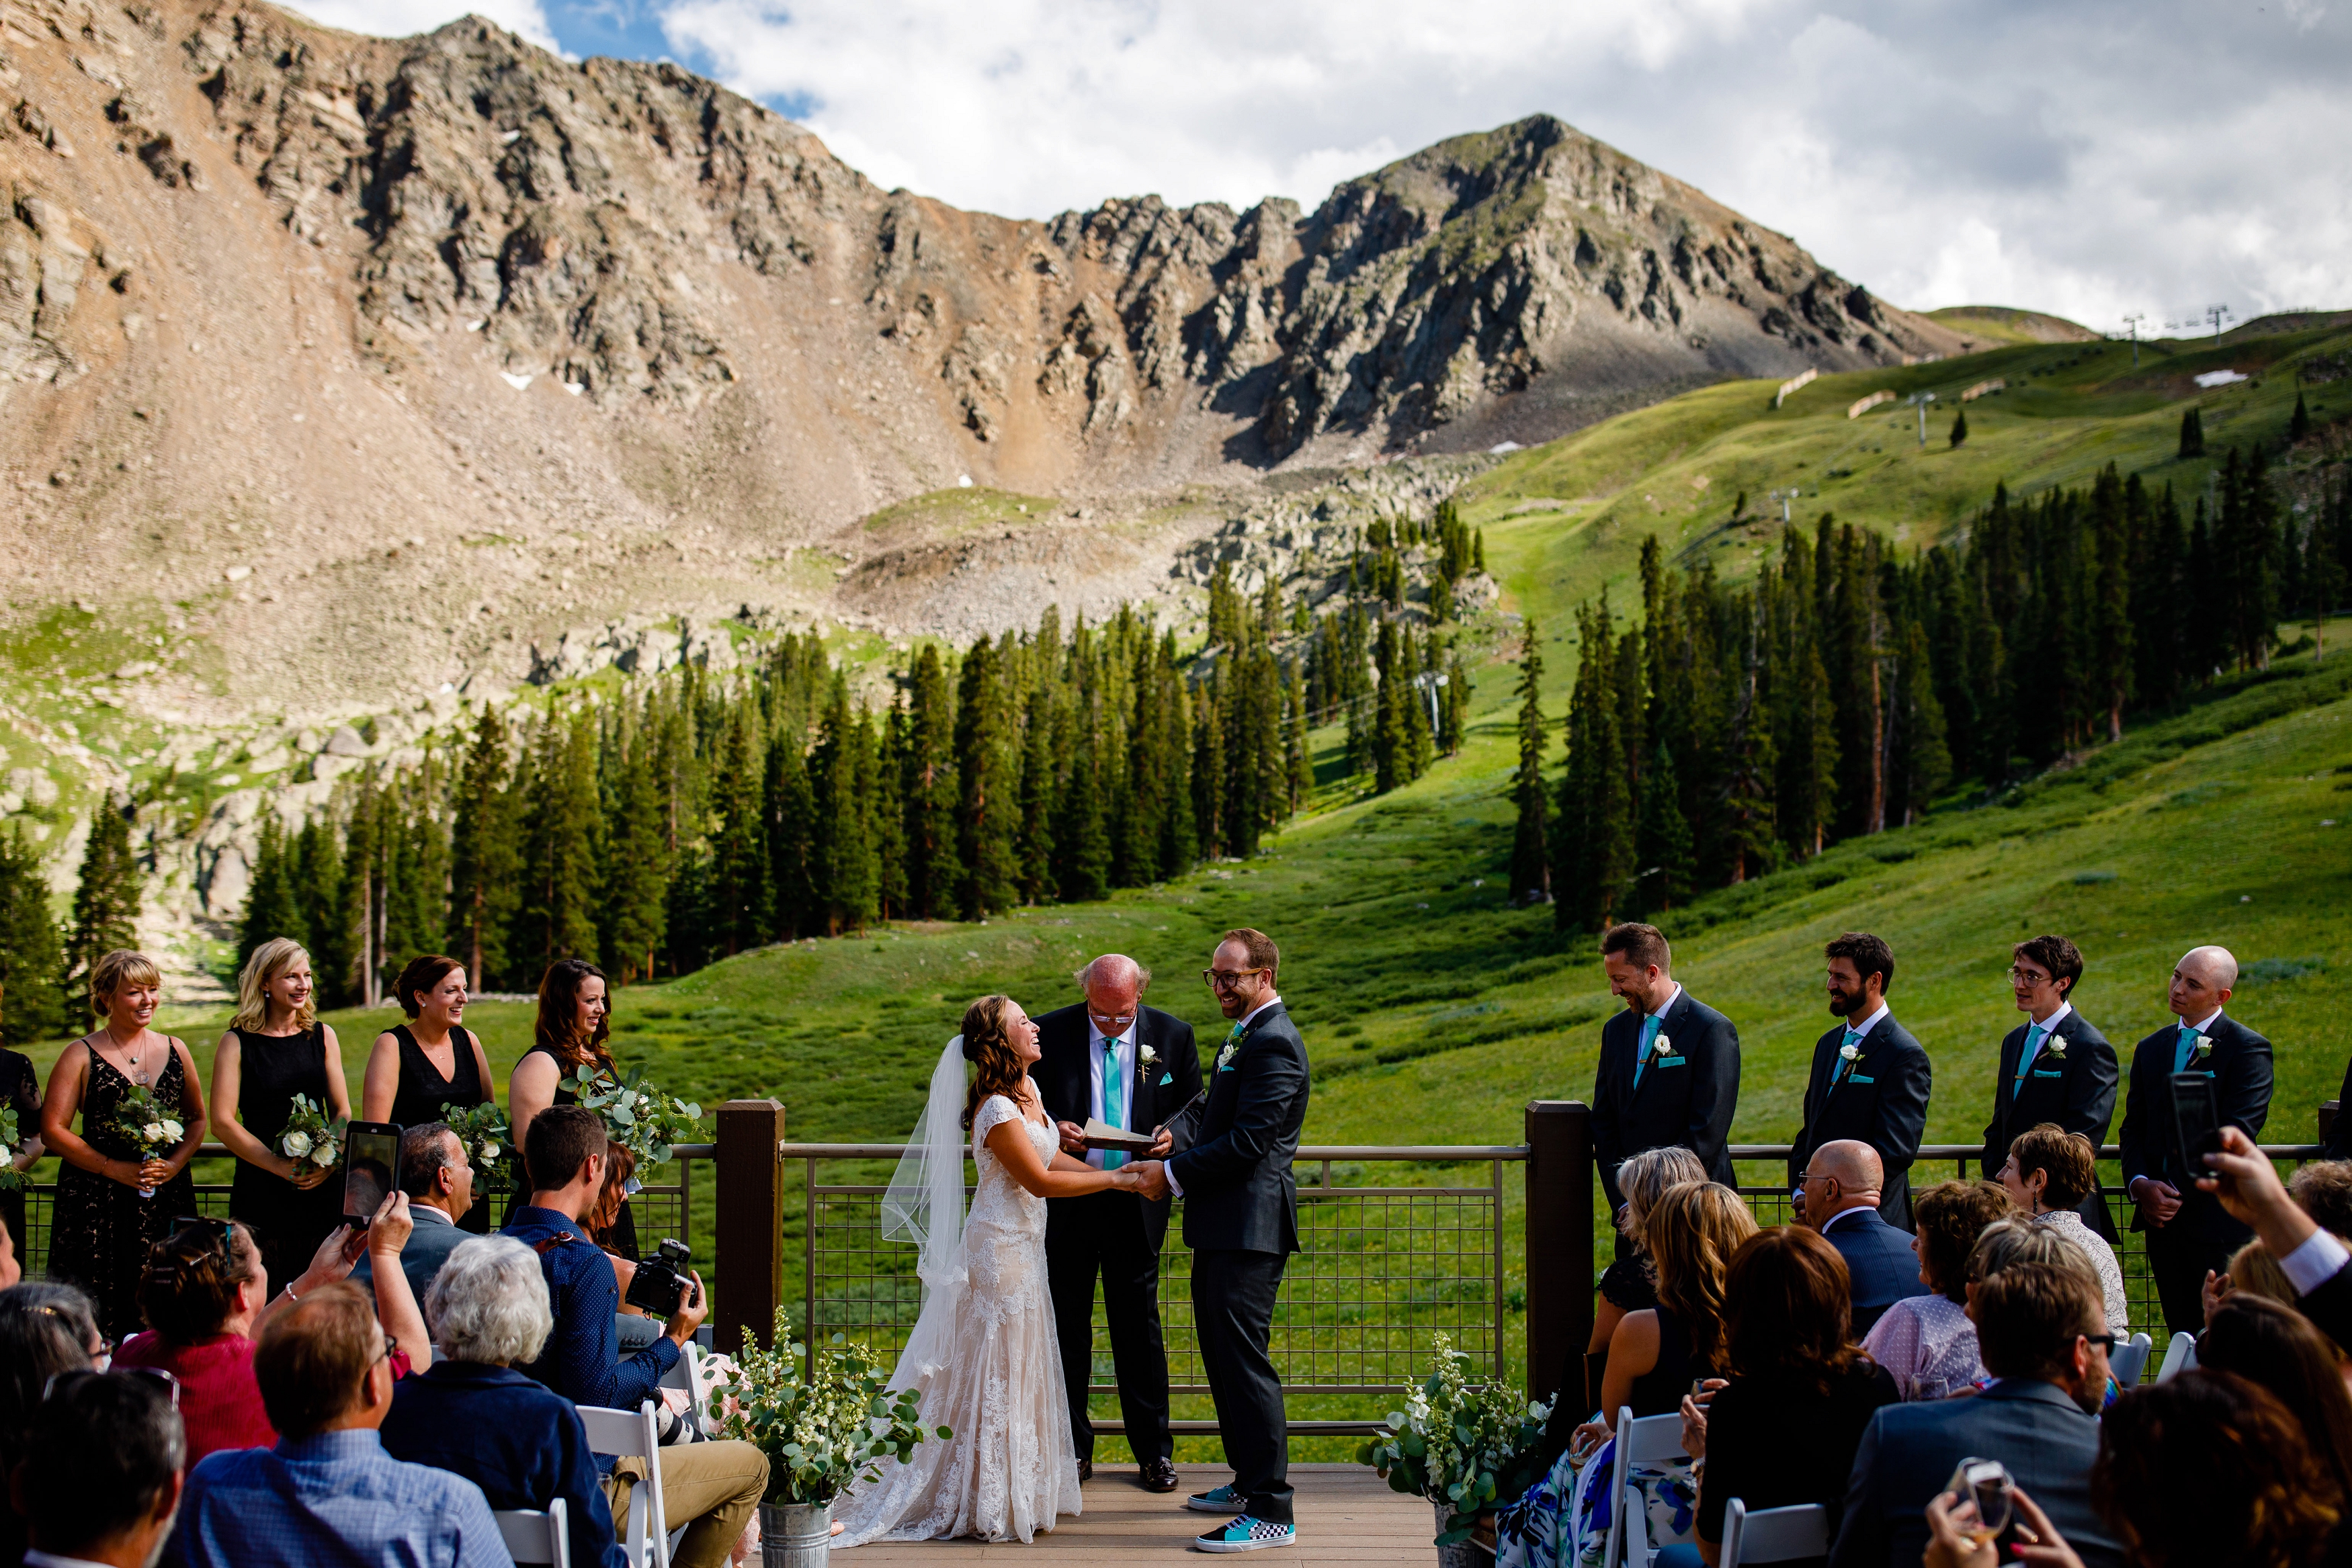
[1038,955,1203,1490]
[2118,945,2273,1334]
[1788,932,1932,1229]
[1591,922,1740,1256]
[1980,934,2120,1240]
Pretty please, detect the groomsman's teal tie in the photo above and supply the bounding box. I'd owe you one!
[2174,1022,2200,1074]
[1102,1037,1127,1172]
[1830,1029,1862,1094]
[1632,1013,1662,1092]
[2012,1023,2046,1096]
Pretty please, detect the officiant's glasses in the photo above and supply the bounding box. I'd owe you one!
[1204,967,1269,990]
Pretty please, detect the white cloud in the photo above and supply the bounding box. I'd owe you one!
[280,0,560,52]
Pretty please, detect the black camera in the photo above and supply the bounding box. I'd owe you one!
[624,1238,697,1318]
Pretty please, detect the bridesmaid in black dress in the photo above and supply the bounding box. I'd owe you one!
[362,955,495,1233]
[210,938,352,1290]
[40,951,205,1341]
[506,957,636,1256]
[0,1044,47,1254]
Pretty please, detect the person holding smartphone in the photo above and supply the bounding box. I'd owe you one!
[2116,945,2273,1335]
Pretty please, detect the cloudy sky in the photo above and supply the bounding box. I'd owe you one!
[290,0,2350,333]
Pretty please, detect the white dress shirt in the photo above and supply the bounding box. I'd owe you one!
[1844,1001,1891,1041]
[1084,1017,1137,1172]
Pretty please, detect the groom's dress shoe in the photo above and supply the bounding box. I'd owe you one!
[1140,1456,1179,1492]
[1077,1458,1093,1481]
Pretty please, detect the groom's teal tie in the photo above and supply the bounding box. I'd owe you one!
[1102,1037,1127,1172]
[1631,1013,1662,1093]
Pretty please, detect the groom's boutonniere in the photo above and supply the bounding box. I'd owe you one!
[2193,1033,2215,1061]
[1216,1043,1241,1072]
[1648,1032,1675,1061]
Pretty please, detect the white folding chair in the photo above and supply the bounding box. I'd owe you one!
[2109,1331,2154,1389]
[577,1400,669,1568]
[495,1499,571,1568]
[2155,1330,2197,1383]
[1720,1499,1829,1565]
[1601,1406,1689,1568]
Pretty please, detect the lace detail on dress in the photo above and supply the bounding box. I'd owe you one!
[831,1092,1081,1545]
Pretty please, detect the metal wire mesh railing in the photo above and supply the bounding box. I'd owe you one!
[783,1143,1525,1432]
[1728,1142,2328,1339]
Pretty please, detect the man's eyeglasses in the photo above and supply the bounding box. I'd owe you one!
[2083,1332,2119,1352]
[1088,1012,1138,1033]
[1202,968,1268,991]
[2007,966,2052,984]
[42,1366,180,1409]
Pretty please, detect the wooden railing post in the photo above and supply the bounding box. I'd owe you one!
[1523,1100,1593,1409]
[714,1099,787,1356]
[2324,1101,2339,1149]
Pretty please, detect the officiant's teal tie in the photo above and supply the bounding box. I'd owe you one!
[2012,1023,2046,1096]
[1632,1013,1662,1092]
[1102,1038,1128,1171]
[2174,1022,2199,1074]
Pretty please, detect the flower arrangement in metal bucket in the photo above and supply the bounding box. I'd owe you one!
[706,1307,947,1508]
[1359,1334,1555,1544]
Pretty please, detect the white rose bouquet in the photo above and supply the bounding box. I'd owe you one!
[0,1104,24,1192]
[278,1094,344,1176]
[105,1080,187,1197]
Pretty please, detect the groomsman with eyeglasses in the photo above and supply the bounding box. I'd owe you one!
[1788,932,1932,1229]
[1980,935,2121,1240]
[2118,945,2273,1334]
[1591,922,1740,1257]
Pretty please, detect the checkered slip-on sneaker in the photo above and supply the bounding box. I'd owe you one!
[1195,1514,1296,1553]
[1185,1483,1244,1513]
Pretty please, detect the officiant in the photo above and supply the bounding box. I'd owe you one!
[1037,953,1203,1492]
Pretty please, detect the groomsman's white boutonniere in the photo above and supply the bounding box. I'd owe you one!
[2193,1033,2215,1061]
[1649,1033,1675,1061]
[1839,1041,1863,1063]
[2042,1034,2067,1061]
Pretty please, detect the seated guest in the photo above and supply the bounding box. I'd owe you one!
[1999,1124,2128,1336]
[2095,1372,2340,1568]
[505,1106,766,1568]
[382,1236,626,1568]
[0,1282,103,1567]
[1861,1180,2011,1399]
[171,1282,507,1568]
[2205,1235,2300,1318]
[352,1123,478,1302]
[2193,1127,2352,1357]
[1663,1227,1898,1568]
[1828,1263,2123,1568]
[120,1194,435,1465]
[1586,1145,1708,1409]
[2193,1294,2352,1500]
[1798,1139,1929,1336]
[2292,1160,2352,1239]
[13,1366,184,1568]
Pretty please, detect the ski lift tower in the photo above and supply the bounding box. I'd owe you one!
[2206,304,2234,341]
[1411,669,1448,734]
[2122,313,2146,367]
[1766,487,1803,523]
[1908,391,1937,447]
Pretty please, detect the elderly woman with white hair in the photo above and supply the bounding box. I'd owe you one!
[378,1235,628,1568]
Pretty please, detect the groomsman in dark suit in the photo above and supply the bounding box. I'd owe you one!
[1980,934,2120,1240]
[2118,945,2273,1334]
[1036,954,1203,1491]
[1591,922,1740,1256]
[1789,932,1933,1229]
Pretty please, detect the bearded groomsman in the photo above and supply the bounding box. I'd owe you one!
[1788,932,1932,1229]
[2118,945,2273,1334]
[1980,935,2120,1240]
[1039,954,1202,1491]
[1591,922,1740,1257]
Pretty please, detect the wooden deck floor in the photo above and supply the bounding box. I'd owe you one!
[833,1464,1438,1565]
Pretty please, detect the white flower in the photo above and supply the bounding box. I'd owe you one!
[479,1140,501,1162]
[1839,1043,1861,1062]
[310,1146,335,1167]
[1138,1043,1159,1068]
[0,1143,13,1163]
[161,1119,185,1142]
[1216,1041,1239,1072]
[1650,1033,1675,1059]
[142,1122,166,1143]
[2194,1034,2215,1059]
[282,1130,314,1158]
[2042,1036,2068,1059]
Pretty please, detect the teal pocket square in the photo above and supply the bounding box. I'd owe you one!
[1850,1074,1876,1084]
[1159,1072,1173,1086]
[1656,1057,1688,1069]
[2033,1070,2063,1078]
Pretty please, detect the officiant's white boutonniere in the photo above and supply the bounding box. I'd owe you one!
[1138,1042,1159,1070]
[2193,1033,2215,1061]
[1648,1033,1675,1061]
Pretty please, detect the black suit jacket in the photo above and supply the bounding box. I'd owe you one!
[2117,1012,2272,1243]
[1591,989,1740,1214]
[1821,1208,1931,1336]
[1031,1002,1202,1251]
[2300,1261,2352,1357]
[1789,1014,1932,1229]
[2326,1057,2352,1162]
[1981,1008,2120,1238]
[1167,1002,1309,1256]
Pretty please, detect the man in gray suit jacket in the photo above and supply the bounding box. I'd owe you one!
[349,1122,476,1303]
[1829,1262,2123,1568]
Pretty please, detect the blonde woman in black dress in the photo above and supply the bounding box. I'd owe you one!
[210,938,351,1289]
[41,951,206,1340]
[362,955,495,1231]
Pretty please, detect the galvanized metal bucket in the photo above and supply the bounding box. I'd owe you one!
[759,1500,832,1568]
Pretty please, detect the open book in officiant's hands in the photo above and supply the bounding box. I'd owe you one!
[1081,1119,1159,1153]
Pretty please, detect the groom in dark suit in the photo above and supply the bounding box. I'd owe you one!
[2118,944,2273,1333]
[1036,953,1202,1491]
[1592,922,1740,1258]
[1132,928,1310,1555]
[1789,932,1932,1230]
[1979,934,2119,1239]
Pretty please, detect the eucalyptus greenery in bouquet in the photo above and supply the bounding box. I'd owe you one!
[106,1081,187,1198]
[441,1100,513,1192]
[562,1063,702,1164]
[1359,1334,1555,1545]
[278,1094,345,1175]
[706,1307,948,1508]
[0,1105,26,1192]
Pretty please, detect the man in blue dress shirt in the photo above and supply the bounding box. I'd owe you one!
[172,1280,510,1568]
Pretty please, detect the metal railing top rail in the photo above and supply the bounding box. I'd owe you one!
[779,1142,1531,1161]
[1725,1142,2325,1160]
[167,1143,718,1162]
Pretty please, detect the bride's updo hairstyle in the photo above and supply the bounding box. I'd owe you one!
[960,994,1025,1131]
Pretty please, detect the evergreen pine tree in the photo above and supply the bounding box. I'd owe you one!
[1372,621,1406,793]
[902,644,961,920]
[810,679,877,934]
[1054,697,1111,902]
[515,716,601,972]
[237,814,302,970]
[1473,529,1486,574]
[2091,464,2136,740]
[872,705,910,920]
[445,704,517,991]
[2179,406,2206,459]
[954,637,1017,917]
[336,779,384,1004]
[293,816,351,1002]
[1633,740,1693,914]
[2291,391,2312,444]
[1508,623,1550,904]
[0,827,65,1045]
[1949,409,1968,448]
[603,723,669,982]
[65,791,140,999]
[1192,677,1226,859]
[764,733,816,942]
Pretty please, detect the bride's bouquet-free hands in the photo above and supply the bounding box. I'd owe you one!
[278,1094,346,1189]
[707,1307,950,1508]
[106,1081,186,1197]
[562,1063,704,1164]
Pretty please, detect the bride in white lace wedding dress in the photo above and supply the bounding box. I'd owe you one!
[833,994,1144,1547]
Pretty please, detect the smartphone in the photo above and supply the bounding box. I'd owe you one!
[2171,1072,2222,1185]
[343,1121,401,1224]
[1945,1456,2013,1544]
